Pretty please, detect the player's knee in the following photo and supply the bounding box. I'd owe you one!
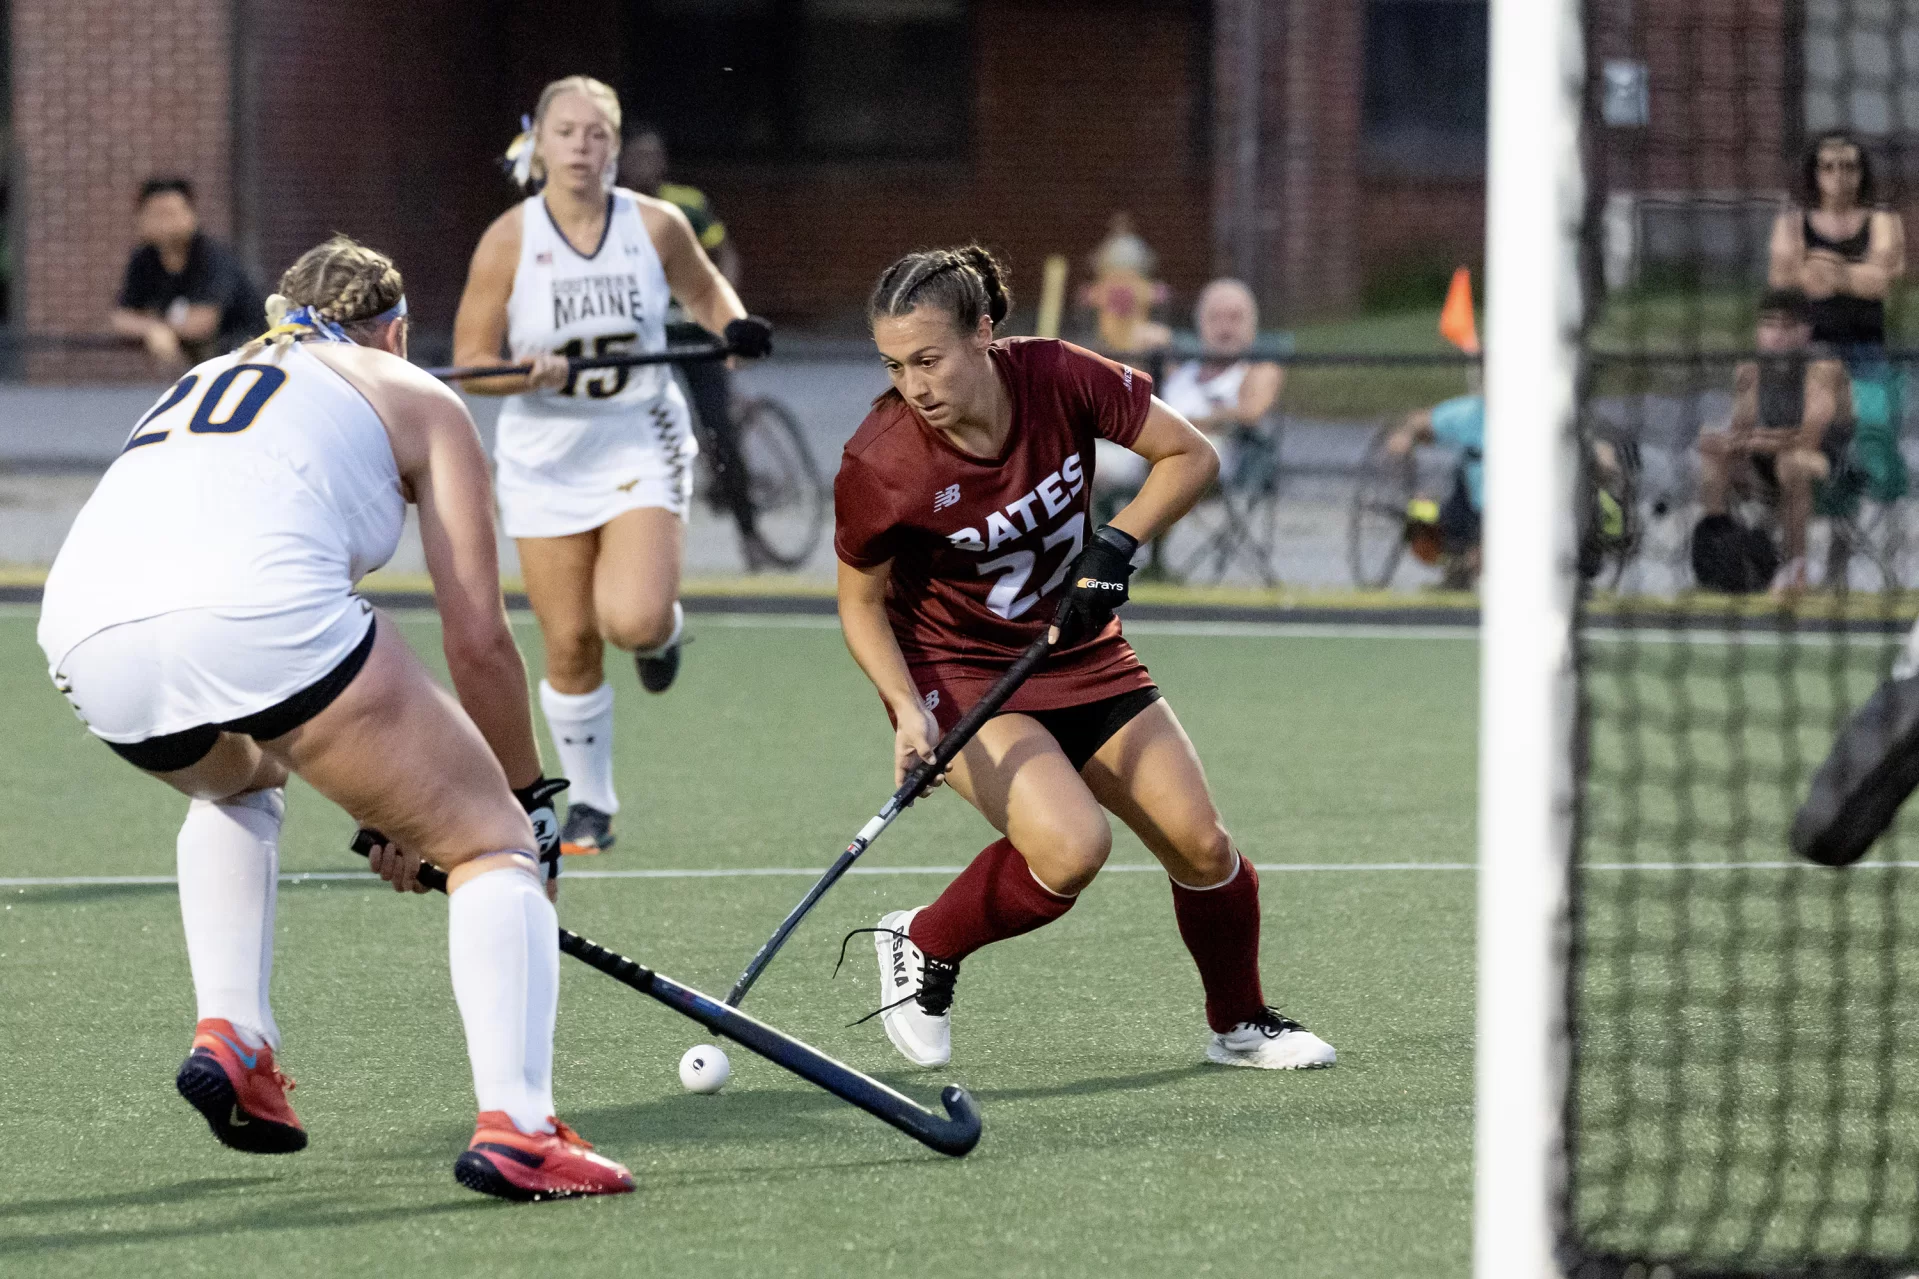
[1182,823,1238,884]
[1033,821,1111,895]
[599,604,675,654]
[542,622,602,678]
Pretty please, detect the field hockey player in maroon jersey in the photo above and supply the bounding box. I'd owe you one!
[834,245,1336,1072]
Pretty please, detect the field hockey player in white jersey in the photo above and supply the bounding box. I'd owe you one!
[453,75,771,859]
[36,236,634,1202]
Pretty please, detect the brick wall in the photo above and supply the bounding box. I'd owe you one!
[12,0,232,335]
[10,0,1836,365]
[679,0,1214,329]
[238,0,512,342]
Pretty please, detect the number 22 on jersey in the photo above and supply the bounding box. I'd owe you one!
[977,513,1085,620]
[123,364,289,452]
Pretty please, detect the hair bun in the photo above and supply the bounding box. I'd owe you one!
[263,294,292,327]
[961,245,1011,325]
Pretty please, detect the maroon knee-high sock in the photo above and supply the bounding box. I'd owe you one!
[909,838,1076,962]
[1170,853,1267,1032]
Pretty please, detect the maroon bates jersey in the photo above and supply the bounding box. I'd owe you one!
[835,338,1156,721]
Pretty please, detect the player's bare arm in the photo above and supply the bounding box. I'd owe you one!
[314,345,542,790]
[452,206,565,396]
[1105,398,1220,545]
[641,196,748,338]
[836,556,943,788]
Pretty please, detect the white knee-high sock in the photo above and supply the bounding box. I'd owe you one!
[539,679,618,814]
[177,787,285,1050]
[448,861,559,1134]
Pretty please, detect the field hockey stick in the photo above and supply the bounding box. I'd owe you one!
[723,629,1056,1007]
[348,834,982,1157]
[424,341,730,382]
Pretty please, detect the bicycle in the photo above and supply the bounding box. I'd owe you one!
[1346,421,1649,591]
[691,392,829,571]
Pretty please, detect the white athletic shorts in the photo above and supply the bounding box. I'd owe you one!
[494,393,699,540]
[49,596,376,745]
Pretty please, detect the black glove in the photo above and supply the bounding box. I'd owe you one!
[514,776,569,879]
[1053,524,1138,648]
[723,315,774,360]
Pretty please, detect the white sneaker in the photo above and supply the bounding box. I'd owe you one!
[1206,1009,1337,1070]
[874,908,953,1068]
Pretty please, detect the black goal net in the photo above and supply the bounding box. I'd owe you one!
[1564,1,1919,1275]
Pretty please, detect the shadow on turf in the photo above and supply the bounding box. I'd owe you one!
[0,1175,276,1220]
[0,1184,495,1256]
[569,1083,932,1150]
[973,1063,1212,1102]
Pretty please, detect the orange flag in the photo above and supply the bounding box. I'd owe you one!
[1439,266,1480,355]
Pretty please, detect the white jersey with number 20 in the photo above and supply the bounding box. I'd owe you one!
[494,188,697,538]
[38,342,404,668]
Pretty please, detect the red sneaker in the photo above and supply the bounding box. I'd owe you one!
[454,1111,635,1201]
[175,1018,307,1154]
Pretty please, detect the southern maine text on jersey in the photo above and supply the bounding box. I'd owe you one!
[552,273,645,328]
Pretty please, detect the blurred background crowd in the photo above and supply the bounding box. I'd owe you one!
[2,1,1917,594]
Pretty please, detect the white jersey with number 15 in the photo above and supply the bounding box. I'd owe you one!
[501,188,673,418]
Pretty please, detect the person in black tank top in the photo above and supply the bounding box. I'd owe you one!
[1768,132,1906,359]
[1696,289,1854,593]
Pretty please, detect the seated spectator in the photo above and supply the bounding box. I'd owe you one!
[1387,394,1485,587]
[1769,131,1905,366]
[1095,278,1283,495]
[109,178,263,372]
[1695,288,1853,594]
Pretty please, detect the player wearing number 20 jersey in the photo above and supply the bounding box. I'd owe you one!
[835,336,1156,727]
[494,183,694,537]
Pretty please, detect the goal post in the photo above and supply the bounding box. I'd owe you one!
[1475,0,1584,1273]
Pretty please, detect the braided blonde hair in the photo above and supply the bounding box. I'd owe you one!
[242,235,405,357]
[504,75,622,190]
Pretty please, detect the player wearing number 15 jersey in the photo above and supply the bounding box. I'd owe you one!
[454,76,771,859]
[835,246,1336,1075]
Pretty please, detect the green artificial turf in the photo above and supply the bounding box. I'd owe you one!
[0,611,1479,1278]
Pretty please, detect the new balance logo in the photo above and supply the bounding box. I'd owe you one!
[922,690,940,711]
[933,483,961,512]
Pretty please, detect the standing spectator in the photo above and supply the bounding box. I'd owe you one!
[1081,212,1172,355]
[109,178,263,372]
[618,126,774,567]
[1769,131,1906,364]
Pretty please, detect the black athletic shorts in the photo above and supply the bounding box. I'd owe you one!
[1019,685,1164,772]
[106,617,378,773]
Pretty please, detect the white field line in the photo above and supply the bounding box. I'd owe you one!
[13,860,1919,888]
[0,603,1479,641]
[0,861,1477,888]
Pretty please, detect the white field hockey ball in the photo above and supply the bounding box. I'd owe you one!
[679,1044,730,1094]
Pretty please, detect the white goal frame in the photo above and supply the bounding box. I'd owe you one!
[1475,0,1584,1275]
